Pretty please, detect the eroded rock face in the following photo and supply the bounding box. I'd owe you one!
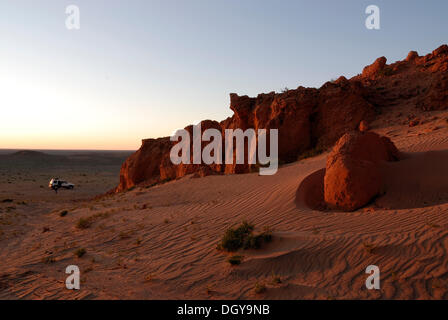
[324,132,400,211]
[418,73,448,111]
[405,51,419,62]
[117,137,171,192]
[117,81,375,191]
[361,57,387,79]
[117,44,448,192]
[312,80,374,147]
[159,120,223,181]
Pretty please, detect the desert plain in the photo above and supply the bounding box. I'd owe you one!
[2,47,448,300]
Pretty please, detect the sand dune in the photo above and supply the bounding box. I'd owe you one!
[2,109,448,299]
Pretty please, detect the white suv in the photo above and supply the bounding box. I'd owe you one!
[49,178,75,190]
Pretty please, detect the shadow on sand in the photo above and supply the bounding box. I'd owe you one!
[295,150,448,211]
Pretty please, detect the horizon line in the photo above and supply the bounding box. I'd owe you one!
[0,148,136,152]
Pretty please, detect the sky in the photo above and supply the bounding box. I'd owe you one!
[0,0,447,150]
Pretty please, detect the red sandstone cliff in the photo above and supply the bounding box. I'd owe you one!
[117,45,448,192]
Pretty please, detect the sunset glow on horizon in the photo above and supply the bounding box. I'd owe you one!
[1,0,447,150]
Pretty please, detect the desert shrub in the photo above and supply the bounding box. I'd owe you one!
[60,210,68,217]
[76,212,109,229]
[227,255,244,266]
[74,248,86,258]
[1,199,13,203]
[243,232,272,250]
[42,256,56,264]
[363,242,375,254]
[218,222,272,252]
[119,231,131,239]
[219,221,254,252]
[254,282,266,294]
[271,270,282,284]
[76,217,92,229]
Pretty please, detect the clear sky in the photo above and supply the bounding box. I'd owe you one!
[1,0,447,150]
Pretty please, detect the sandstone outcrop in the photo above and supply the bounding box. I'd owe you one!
[118,137,171,191]
[361,56,387,79]
[324,132,400,211]
[117,44,448,192]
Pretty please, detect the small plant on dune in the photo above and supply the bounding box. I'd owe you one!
[363,242,375,254]
[205,286,213,295]
[74,248,86,258]
[218,222,272,252]
[60,210,68,217]
[119,231,131,240]
[254,282,266,294]
[76,212,109,229]
[218,221,254,252]
[227,255,244,266]
[144,273,156,282]
[432,278,444,290]
[76,217,92,229]
[242,233,270,250]
[271,271,282,284]
[42,256,56,264]
[390,271,399,282]
[425,218,441,229]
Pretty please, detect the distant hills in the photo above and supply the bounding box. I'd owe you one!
[0,150,133,168]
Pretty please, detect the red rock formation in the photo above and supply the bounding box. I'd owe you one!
[159,120,223,181]
[405,51,419,62]
[312,80,374,147]
[117,44,448,192]
[324,132,400,211]
[361,56,387,80]
[117,137,171,191]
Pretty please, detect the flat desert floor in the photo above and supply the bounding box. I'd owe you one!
[2,108,448,299]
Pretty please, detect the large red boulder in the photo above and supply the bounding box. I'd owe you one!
[324,131,399,211]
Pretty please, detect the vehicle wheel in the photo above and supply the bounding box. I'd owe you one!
[69,186,74,190]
